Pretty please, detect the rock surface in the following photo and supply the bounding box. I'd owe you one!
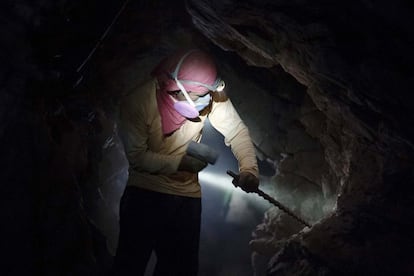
[187,0,414,275]
[2,0,414,275]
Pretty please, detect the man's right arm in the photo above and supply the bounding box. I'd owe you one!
[119,91,207,174]
[119,94,182,174]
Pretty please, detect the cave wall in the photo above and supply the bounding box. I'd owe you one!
[0,0,122,274]
[187,0,414,275]
[2,0,414,275]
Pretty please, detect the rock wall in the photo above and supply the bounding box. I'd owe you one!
[187,0,414,275]
[2,0,414,275]
[0,0,122,274]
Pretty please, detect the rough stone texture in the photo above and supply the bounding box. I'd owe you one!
[3,0,414,275]
[188,1,414,275]
[187,0,414,275]
[1,0,120,274]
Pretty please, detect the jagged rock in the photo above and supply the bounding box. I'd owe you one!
[188,0,414,274]
[3,0,414,275]
[268,239,338,276]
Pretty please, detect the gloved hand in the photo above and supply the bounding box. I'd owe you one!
[178,154,208,173]
[233,171,259,193]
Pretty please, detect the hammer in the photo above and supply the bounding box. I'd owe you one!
[186,141,219,165]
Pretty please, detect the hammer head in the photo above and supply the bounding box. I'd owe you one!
[186,141,219,165]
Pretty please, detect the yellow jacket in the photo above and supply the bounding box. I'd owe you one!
[119,78,258,198]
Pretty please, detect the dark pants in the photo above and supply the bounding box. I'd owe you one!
[113,187,202,276]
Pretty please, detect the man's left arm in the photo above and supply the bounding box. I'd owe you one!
[208,99,259,192]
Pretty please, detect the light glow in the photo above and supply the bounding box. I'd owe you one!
[199,170,240,193]
[199,170,271,211]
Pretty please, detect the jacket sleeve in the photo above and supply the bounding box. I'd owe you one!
[208,99,259,177]
[119,90,182,174]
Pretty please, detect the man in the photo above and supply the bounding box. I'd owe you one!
[114,49,259,275]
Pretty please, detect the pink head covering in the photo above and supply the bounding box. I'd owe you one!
[151,49,218,134]
[152,49,218,94]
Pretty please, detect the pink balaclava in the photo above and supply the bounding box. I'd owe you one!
[151,49,219,135]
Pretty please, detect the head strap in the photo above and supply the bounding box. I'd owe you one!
[170,50,198,107]
[170,50,224,104]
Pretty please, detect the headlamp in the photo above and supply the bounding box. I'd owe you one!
[215,79,225,92]
[170,50,225,93]
[178,78,225,92]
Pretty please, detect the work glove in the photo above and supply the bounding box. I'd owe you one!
[233,171,259,193]
[178,154,208,173]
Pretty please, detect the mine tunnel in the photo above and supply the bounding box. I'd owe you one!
[2,0,414,275]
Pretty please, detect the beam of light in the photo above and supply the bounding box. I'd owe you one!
[199,170,239,193]
[199,170,271,211]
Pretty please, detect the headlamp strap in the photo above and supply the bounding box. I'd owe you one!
[170,50,225,107]
[171,50,198,107]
